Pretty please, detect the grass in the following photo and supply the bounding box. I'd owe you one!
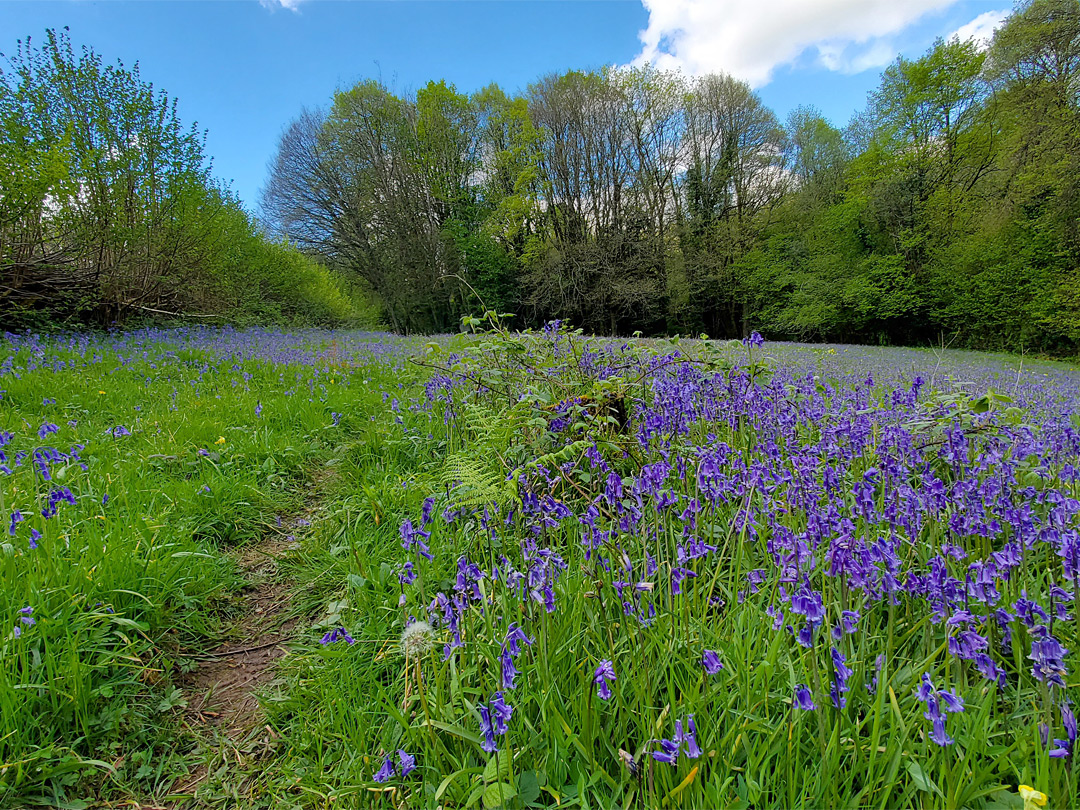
[1,325,1078,809]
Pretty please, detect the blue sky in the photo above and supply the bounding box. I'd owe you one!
[0,1,1013,213]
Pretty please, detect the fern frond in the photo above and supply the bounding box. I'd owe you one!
[440,452,513,511]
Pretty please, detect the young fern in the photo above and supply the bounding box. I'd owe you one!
[440,452,515,512]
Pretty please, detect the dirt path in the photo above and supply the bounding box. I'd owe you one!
[166,530,300,806]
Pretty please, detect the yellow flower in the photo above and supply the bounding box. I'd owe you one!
[215,436,226,445]
[98,390,106,395]
[1019,785,1048,810]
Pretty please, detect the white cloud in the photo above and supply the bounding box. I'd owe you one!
[633,0,964,87]
[950,9,1010,49]
[259,0,307,12]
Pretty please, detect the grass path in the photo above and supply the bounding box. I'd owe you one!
[159,473,338,809]
[167,535,297,806]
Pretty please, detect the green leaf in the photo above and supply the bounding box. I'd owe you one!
[483,750,512,784]
[518,771,542,805]
[983,789,1024,810]
[482,782,518,809]
[906,761,942,796]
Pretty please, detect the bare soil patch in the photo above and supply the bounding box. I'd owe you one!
[166,533,300,805]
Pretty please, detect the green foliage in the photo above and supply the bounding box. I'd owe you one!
[260,1,1080,355]
[0,28,373,329]
[0,329,429,801]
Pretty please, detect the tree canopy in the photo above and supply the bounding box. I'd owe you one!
[263,0,1080,353]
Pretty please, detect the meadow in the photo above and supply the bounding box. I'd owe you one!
[1,323,1078,809]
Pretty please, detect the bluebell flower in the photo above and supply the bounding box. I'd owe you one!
[479,704,497,753]
[320,627,355,645]
[744,331,765,348]
[651,737,680,764]
[1029,625,1069,689]
[677,715,702,759]
[701,650,724,675]
[794,684,816,711]
[490,692,513,734]
[501,646,519,690]
[594,660,616,700]
[398,749,416,777]
[1050,704,1077,759]
[373,757,394,782]
[914,672,963,747]
[504,623,533,656]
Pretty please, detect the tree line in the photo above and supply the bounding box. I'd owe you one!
[1,28,368,329]
[264,0,1080,352]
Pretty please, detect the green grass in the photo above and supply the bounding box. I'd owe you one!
[0,330,424,805]
[2,326,1078,810]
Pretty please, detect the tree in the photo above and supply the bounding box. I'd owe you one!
[1,28,215,321]
[678,73,786,337]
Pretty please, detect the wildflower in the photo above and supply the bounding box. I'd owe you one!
[914,672,963,747]
[791,582,825,625]
[830,647,852,709]
[652,715,701,764]
[479,704,498,753]
[215,436,225,445]
[501,646,519,690]
[29,528,40,550]
[320,627,355,645]
[398,749,416,778]
[1050,703,1077,760]
[701,649,724,675]
[478,692,513,752]
[400,518,433,561]
[1018,786,1048,810]
[594,660,616,700]
[400,620,434,657]
[1029,625,1069,689]
[504,623,533,656]
[19,607,35,627]
[490,692,513,733]
[744,331,765,348]
[651,737,680,764]
[794,684,816,711]
[373,757,394,783]
[8,510,23,536]
[677,715,702,759]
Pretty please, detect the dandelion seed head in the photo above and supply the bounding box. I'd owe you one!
[400,620,435,657]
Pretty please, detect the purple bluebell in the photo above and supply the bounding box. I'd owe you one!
[320,627,355,645]
[1029,625,1069,689]
[594,660,616,700]
[701,650,724,675]
[373,757,394,782]
[830,647,852,709]
[397,749,416,777]
[504,623,533,656]
[501,646,519,690]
